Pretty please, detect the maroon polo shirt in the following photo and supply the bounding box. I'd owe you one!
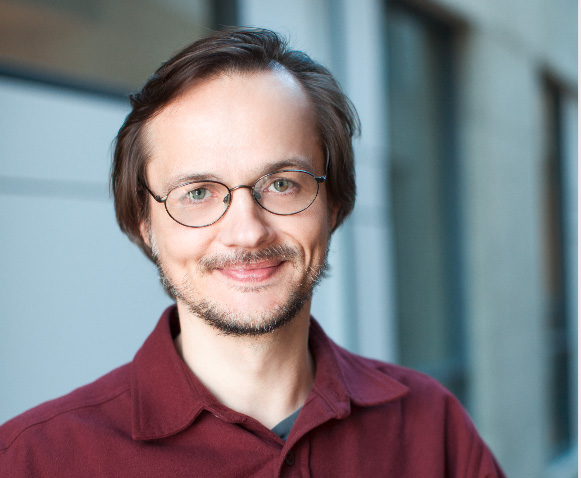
[0,306,505,477]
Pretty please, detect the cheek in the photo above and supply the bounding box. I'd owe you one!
[149,213,214,265]
[293,208,332,258]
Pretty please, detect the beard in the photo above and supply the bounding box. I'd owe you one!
[150,237,329,337]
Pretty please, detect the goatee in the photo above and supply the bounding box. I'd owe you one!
[152,242,328,337]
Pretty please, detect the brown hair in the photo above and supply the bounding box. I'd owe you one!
[111,27,360,261]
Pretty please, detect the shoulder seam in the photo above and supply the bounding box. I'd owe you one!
[0,387,130,452]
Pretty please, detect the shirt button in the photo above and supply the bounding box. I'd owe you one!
[285,451,295,466]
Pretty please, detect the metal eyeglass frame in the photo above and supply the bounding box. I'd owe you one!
[143,169,327,228]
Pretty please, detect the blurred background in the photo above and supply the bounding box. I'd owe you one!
[0,0,577,476]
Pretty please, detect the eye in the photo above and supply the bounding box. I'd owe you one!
[271,178,290,192]
[254,172,305,199]
[186,187,209,201]
[169,181,228,213]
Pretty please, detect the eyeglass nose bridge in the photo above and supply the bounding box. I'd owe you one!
[223,184,261,207]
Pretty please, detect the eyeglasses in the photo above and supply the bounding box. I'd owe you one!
[144,169,327,228]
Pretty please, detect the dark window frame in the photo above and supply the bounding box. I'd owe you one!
[386,0,468,404]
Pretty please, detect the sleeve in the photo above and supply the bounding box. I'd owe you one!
[443,392,507,478]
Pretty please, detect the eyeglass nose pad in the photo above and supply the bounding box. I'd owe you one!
[223,193,231,205]
[251,190,261,201]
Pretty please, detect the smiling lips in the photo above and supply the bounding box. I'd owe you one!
[217,260,285,283]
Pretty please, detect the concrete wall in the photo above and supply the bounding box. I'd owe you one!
[459,31,547,475]
[444,0,576,475]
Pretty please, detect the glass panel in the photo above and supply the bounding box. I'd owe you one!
[387,4,466,402]
[0,0,228,92]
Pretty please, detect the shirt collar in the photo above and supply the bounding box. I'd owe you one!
[307,318,408,418]
[131,306,408,440]
[131,306,204,440]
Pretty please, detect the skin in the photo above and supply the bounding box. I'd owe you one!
[141,68,338,428]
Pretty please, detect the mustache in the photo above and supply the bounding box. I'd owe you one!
[198,245,300,271]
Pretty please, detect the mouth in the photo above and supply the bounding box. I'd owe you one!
[217,259,286,283]
[199,245,300,285]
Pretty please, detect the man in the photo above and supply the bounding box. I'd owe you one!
[0,28,505,477]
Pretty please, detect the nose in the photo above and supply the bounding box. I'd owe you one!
[217,186,274,248]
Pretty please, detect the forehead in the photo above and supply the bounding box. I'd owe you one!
[145,69,323,189]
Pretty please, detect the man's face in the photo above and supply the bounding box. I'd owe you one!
[142,69,336,336]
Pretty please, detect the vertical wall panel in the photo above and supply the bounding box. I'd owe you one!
[0,78,171,423]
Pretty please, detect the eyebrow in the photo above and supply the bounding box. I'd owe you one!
[162,156,320,193]
[163,172,222,193]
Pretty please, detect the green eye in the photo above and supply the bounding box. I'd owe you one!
[187,188,208,200]
[273,179,289,192]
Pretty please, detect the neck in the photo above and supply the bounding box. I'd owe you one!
[174,303,314,429]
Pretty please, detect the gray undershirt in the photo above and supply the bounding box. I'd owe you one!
[271,408,301,441]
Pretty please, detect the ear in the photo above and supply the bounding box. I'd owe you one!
[139,219,151,248]
[329,203,340,231]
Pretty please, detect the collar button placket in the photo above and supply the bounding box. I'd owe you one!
[284,450,295,466]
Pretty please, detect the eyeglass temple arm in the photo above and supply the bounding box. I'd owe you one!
[315,148,330,183]
[142,182,166,203]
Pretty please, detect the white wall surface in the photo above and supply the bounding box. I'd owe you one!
[0,77,172,424]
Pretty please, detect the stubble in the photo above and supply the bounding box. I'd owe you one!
[150,234,329,337]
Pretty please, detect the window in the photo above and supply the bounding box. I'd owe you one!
[386,2,466,403]
[0,0,237,93]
